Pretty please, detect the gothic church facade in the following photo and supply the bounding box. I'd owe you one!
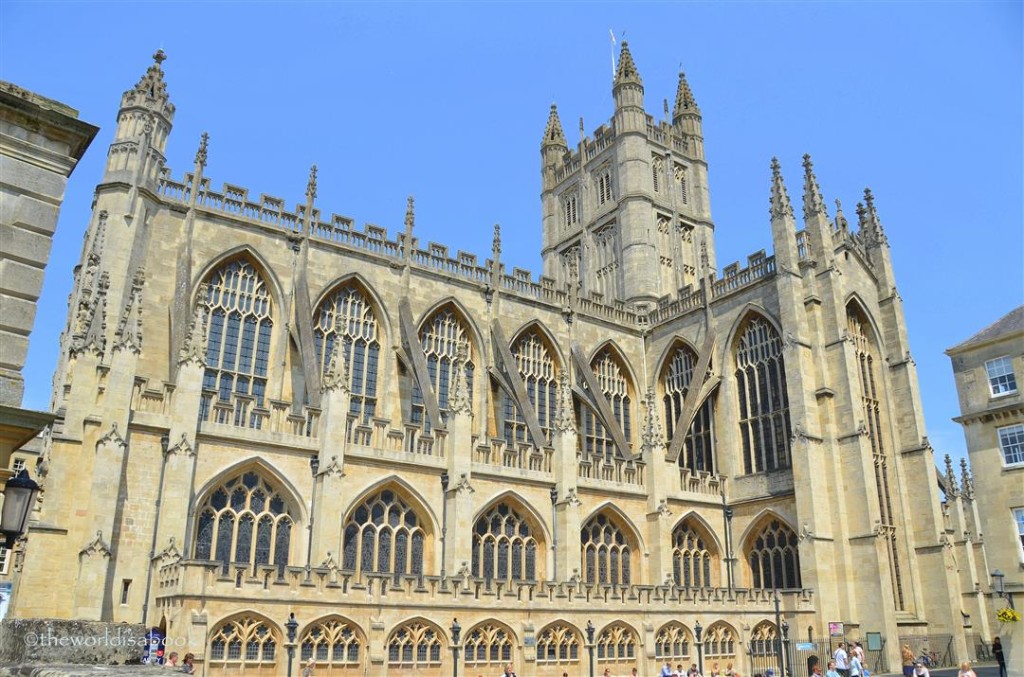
[12,46,980,676]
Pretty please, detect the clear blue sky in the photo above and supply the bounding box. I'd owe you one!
[2,2,1021,467]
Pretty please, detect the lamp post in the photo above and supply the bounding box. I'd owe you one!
[550,486,558,582]
[781,617,790,677]
[992,569,1015,609]
[285,612,298,677]
[586,620,595,677]
[305,455,320,576]
[451,618,462,677]
[1,469,41,548]
[695,619,704,676]
[773,590,784,677]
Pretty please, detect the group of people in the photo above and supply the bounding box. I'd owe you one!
[660,659,738,677]
[160,651,195,674]
[900,636,1008,677]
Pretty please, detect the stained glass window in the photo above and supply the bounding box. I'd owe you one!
[662,344,716,473]
[672,521,715,588]
[747,519,801,589]
[595,623,639,666]
[342,489,427,576]
[579,349,632,460]
[536,623,581,665]
[464,623,515,667]
[386,622,443,668]
[499,330,559,447]
[735,316,791,474]
[299,618,362,667]
[472,503,539,582]
[208,616,277,668]
[655,623,692,661]
[313,284,381,423]
[412,307,474,429]
[581,513,631,585]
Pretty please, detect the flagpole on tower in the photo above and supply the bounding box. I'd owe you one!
[609,29,616,78]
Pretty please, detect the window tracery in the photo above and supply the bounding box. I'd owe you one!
[299,618,362,666]
[671,520,714,588]
[313,284,380,422]
[386,622,443,668]
[579,349,632,460]
[735,316,791,474]
[209,616,277,665]
[500,330,558,447]
[595,623,638,662]
[536,623,581,664]
[749,621,779,657]
[200,259,273,428]
[471,502,538,582]
[412,307,474,429]
[702,623,737,660]
[662,344,716,473]
[655,623,692,661]
[464,623,514,666]
[194,471,293,574]
[747,519,801,589]
[342,489,425,576]
[581,513,631,585]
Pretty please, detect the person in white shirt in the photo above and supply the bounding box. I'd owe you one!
[834,642,850,677]
[912,662,930,677]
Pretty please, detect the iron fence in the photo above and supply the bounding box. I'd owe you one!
[896,634,955,669]
[786,637,888,676]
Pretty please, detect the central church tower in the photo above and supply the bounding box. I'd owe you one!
[541,42,716,308]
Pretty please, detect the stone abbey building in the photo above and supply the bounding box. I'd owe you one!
[10,46,987,676]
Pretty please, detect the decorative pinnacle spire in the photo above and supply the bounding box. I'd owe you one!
[769,157,795,220]
[306,164,318,202]
[960,457,974,500]
[801,154,827,220]
[834,198,848,230]
[944,454,960,497]
[194,132,209,168]
[125,50,174,116]
[322,338,350,394]
[542,104,567,148]
[554,370,576,433]
[673,71,699,119]
[492,224,501,259]
[449,342,472,416]
[641,387,665,449]
[153,49,167,66]
[404,195,415,233]
[614,41,642,85]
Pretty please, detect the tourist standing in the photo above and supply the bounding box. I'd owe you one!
[901,644,915,677]
[834,642,850,677]
[993,637,1006,677]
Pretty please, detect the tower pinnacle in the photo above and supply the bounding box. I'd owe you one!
[542,104,567,149]
[769,157,794,220]
[614,41,642,86]
[801,154,827,220]
[672,71,699,120]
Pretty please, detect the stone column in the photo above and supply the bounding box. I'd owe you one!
[551,372,582,581]
[443,346,475,576]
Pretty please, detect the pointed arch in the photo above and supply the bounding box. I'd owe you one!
[312,274,387,423]
[207,610,280,673]
[471,492,546,582]
[655,621,694,661]
[194,457,308,525]
[654,335,701,383]
[508,319,566,371]
[594,620,640,664]
[499,321,564,446]
[192,245,285,310]
[730,308,792,475]
[386,617,446,668]
[340,477,436,577]
[579,341,637,461]
[297,614,366,669]
[535,619,583,665]
[587,338,641,392]
[415,296,485,358]
[670,510,724,554]
[722,304,784,372]
[660,337,717,473]
[582,501,646,552]
[341,475,439,537]
[191,461,302,573]
[463,619,518,667]
[473,489,552,545]
[740,510,802,590]
[580,503,644,586]
[312,271,393,335]
[737,508,797,550]
[702,620,739,660]
[844,293,884,346]
[412,299,481,428]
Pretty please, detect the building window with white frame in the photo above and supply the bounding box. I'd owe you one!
[0,546,10,575]
[986,356,1017,396]
[10,458,25,475]
[998,423,1024,466]
[1014,507,1024,558]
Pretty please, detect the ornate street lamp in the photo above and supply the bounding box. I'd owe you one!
[586,620,595,677]
[774,590,784,677]
[451,618,462,677]
[1,469,40,548]
[550,487,559,581]
[992,569,1015,609]
[285,612,298,677]
[440,471,449,580]
[781,617,790,677]
[694,619,704,676]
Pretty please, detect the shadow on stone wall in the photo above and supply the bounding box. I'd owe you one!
[0,619,147,665]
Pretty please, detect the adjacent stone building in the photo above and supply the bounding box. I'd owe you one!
[947,307,1024,616]
[10,46,983,676]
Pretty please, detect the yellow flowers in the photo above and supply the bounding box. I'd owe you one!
[996,607,1021,623]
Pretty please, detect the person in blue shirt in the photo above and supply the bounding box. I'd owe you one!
[826,660,841,677]
[662,661,675,677]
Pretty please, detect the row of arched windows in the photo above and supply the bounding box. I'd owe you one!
[192,471,801,589]
[204,615,747,672]
[196,256,862,479]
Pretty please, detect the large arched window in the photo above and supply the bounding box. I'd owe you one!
[299,618,362,668]
[386,621,443,669]
[595,623,639,663]
[662,343,716,473]
[702,622,737,661]
[748,621,781,676]
[200,259,273,428]
[342,488,426,576]
[413,307,475,429]
[464,622,515,668]
[194,470,294,574]
[536,622,581,665]
[209,616,277,670]
[499,330,559,446]
[655,623,692,663]
[747,518,801,589]
[472,502,539,582]
[847,303,905,610]
[313,284,381,423]
[671,520,715,588]
[579,348,632,460]
[581,512,632,585]
[735,316,791,474]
